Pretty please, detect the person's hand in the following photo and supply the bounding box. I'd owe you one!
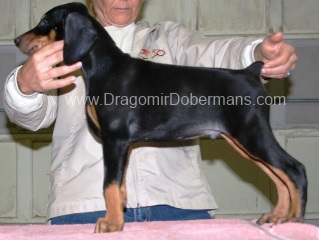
[17,40,82,95]
[254,32,297,79]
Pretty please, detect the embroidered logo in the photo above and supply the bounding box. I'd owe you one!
[138,49,165,60]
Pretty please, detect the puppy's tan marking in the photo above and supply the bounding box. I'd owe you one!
[86,105,101,130]
[95,182,125,233]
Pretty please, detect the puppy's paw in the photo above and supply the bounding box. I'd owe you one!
[257,210,303,225]
[257,212,289,225]
[94,217,124,233]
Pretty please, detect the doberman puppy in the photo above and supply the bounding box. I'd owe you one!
[14,3,307,233]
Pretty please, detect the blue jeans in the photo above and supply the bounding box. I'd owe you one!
[50,205,212,224]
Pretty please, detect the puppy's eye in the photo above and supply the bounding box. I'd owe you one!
[37,19,49,27]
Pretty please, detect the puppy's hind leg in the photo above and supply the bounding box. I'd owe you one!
[95,138,129,233]
[220,119,307,224]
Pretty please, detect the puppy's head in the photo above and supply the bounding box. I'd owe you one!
[15,2,97,65]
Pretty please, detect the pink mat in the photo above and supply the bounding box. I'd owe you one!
[0,219,318,240]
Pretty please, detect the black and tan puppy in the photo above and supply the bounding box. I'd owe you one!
[14,3,307,233]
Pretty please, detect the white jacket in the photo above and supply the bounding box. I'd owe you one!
[3,21,261,220]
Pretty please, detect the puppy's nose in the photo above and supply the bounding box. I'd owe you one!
[14,36,22,47]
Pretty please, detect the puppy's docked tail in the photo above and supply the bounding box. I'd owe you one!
[245,61,265,84]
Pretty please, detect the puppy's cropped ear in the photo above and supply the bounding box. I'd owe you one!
[64,12,97,65]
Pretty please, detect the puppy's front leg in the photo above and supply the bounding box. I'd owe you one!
[95,182,126,232]
[95,139,129,233]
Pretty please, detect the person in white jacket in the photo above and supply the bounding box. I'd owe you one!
[3,0,297,224]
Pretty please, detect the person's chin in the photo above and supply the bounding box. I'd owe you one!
[111,18,134,27]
